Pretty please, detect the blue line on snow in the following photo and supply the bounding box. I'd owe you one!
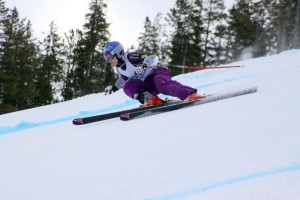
[147,163,300,200]
[0,99,137,135]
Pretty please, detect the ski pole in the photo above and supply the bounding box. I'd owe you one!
[168,65,243,70]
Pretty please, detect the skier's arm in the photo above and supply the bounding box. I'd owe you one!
[104,75,126,95]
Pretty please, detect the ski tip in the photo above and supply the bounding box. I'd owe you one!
[72,118,84,125]
[120,113,131,121]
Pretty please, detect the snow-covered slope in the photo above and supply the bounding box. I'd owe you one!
[0,50,300,200]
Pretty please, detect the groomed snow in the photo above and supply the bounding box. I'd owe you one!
[0,50,300,200]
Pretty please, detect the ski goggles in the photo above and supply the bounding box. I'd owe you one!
[104,53,115,62]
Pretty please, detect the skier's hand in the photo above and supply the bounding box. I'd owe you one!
[104,85,118,95]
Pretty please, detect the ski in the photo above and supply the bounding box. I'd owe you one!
[120,87,258,121]
[72,100,180,125]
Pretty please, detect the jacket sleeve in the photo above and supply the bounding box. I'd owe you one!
[127,52,160,68]
[142,55,159,68]
[114,75,126,89]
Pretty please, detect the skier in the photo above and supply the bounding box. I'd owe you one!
[103,41,204,106]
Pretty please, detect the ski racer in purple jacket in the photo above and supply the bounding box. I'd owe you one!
[103,41,204,105]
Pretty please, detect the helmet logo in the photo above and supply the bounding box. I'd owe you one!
[112,45,123,54]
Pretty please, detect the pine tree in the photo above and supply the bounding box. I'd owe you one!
[138,16,153,53]
[137,13,164,58]
[0,0,8,112]
[72,0,112,97]
[213,20,229,64]
[227,0,257,61]
[61,29,82,100]
[0,0,8,65]
[201,0,227,65]
[166,0,199,75]
[272,0,300,52]
[0,7,40,113]
[251,0,275,56]
[293,0,300,48]
[0,0,7,37]
[189,0,205,65]
[39,21,65,103]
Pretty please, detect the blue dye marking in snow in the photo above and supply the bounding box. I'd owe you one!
[147,163,300,200]
[0,99,137,135]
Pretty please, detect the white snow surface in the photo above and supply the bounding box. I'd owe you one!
[0,50,300,200]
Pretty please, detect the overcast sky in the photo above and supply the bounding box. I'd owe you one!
[5,0,234,50]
